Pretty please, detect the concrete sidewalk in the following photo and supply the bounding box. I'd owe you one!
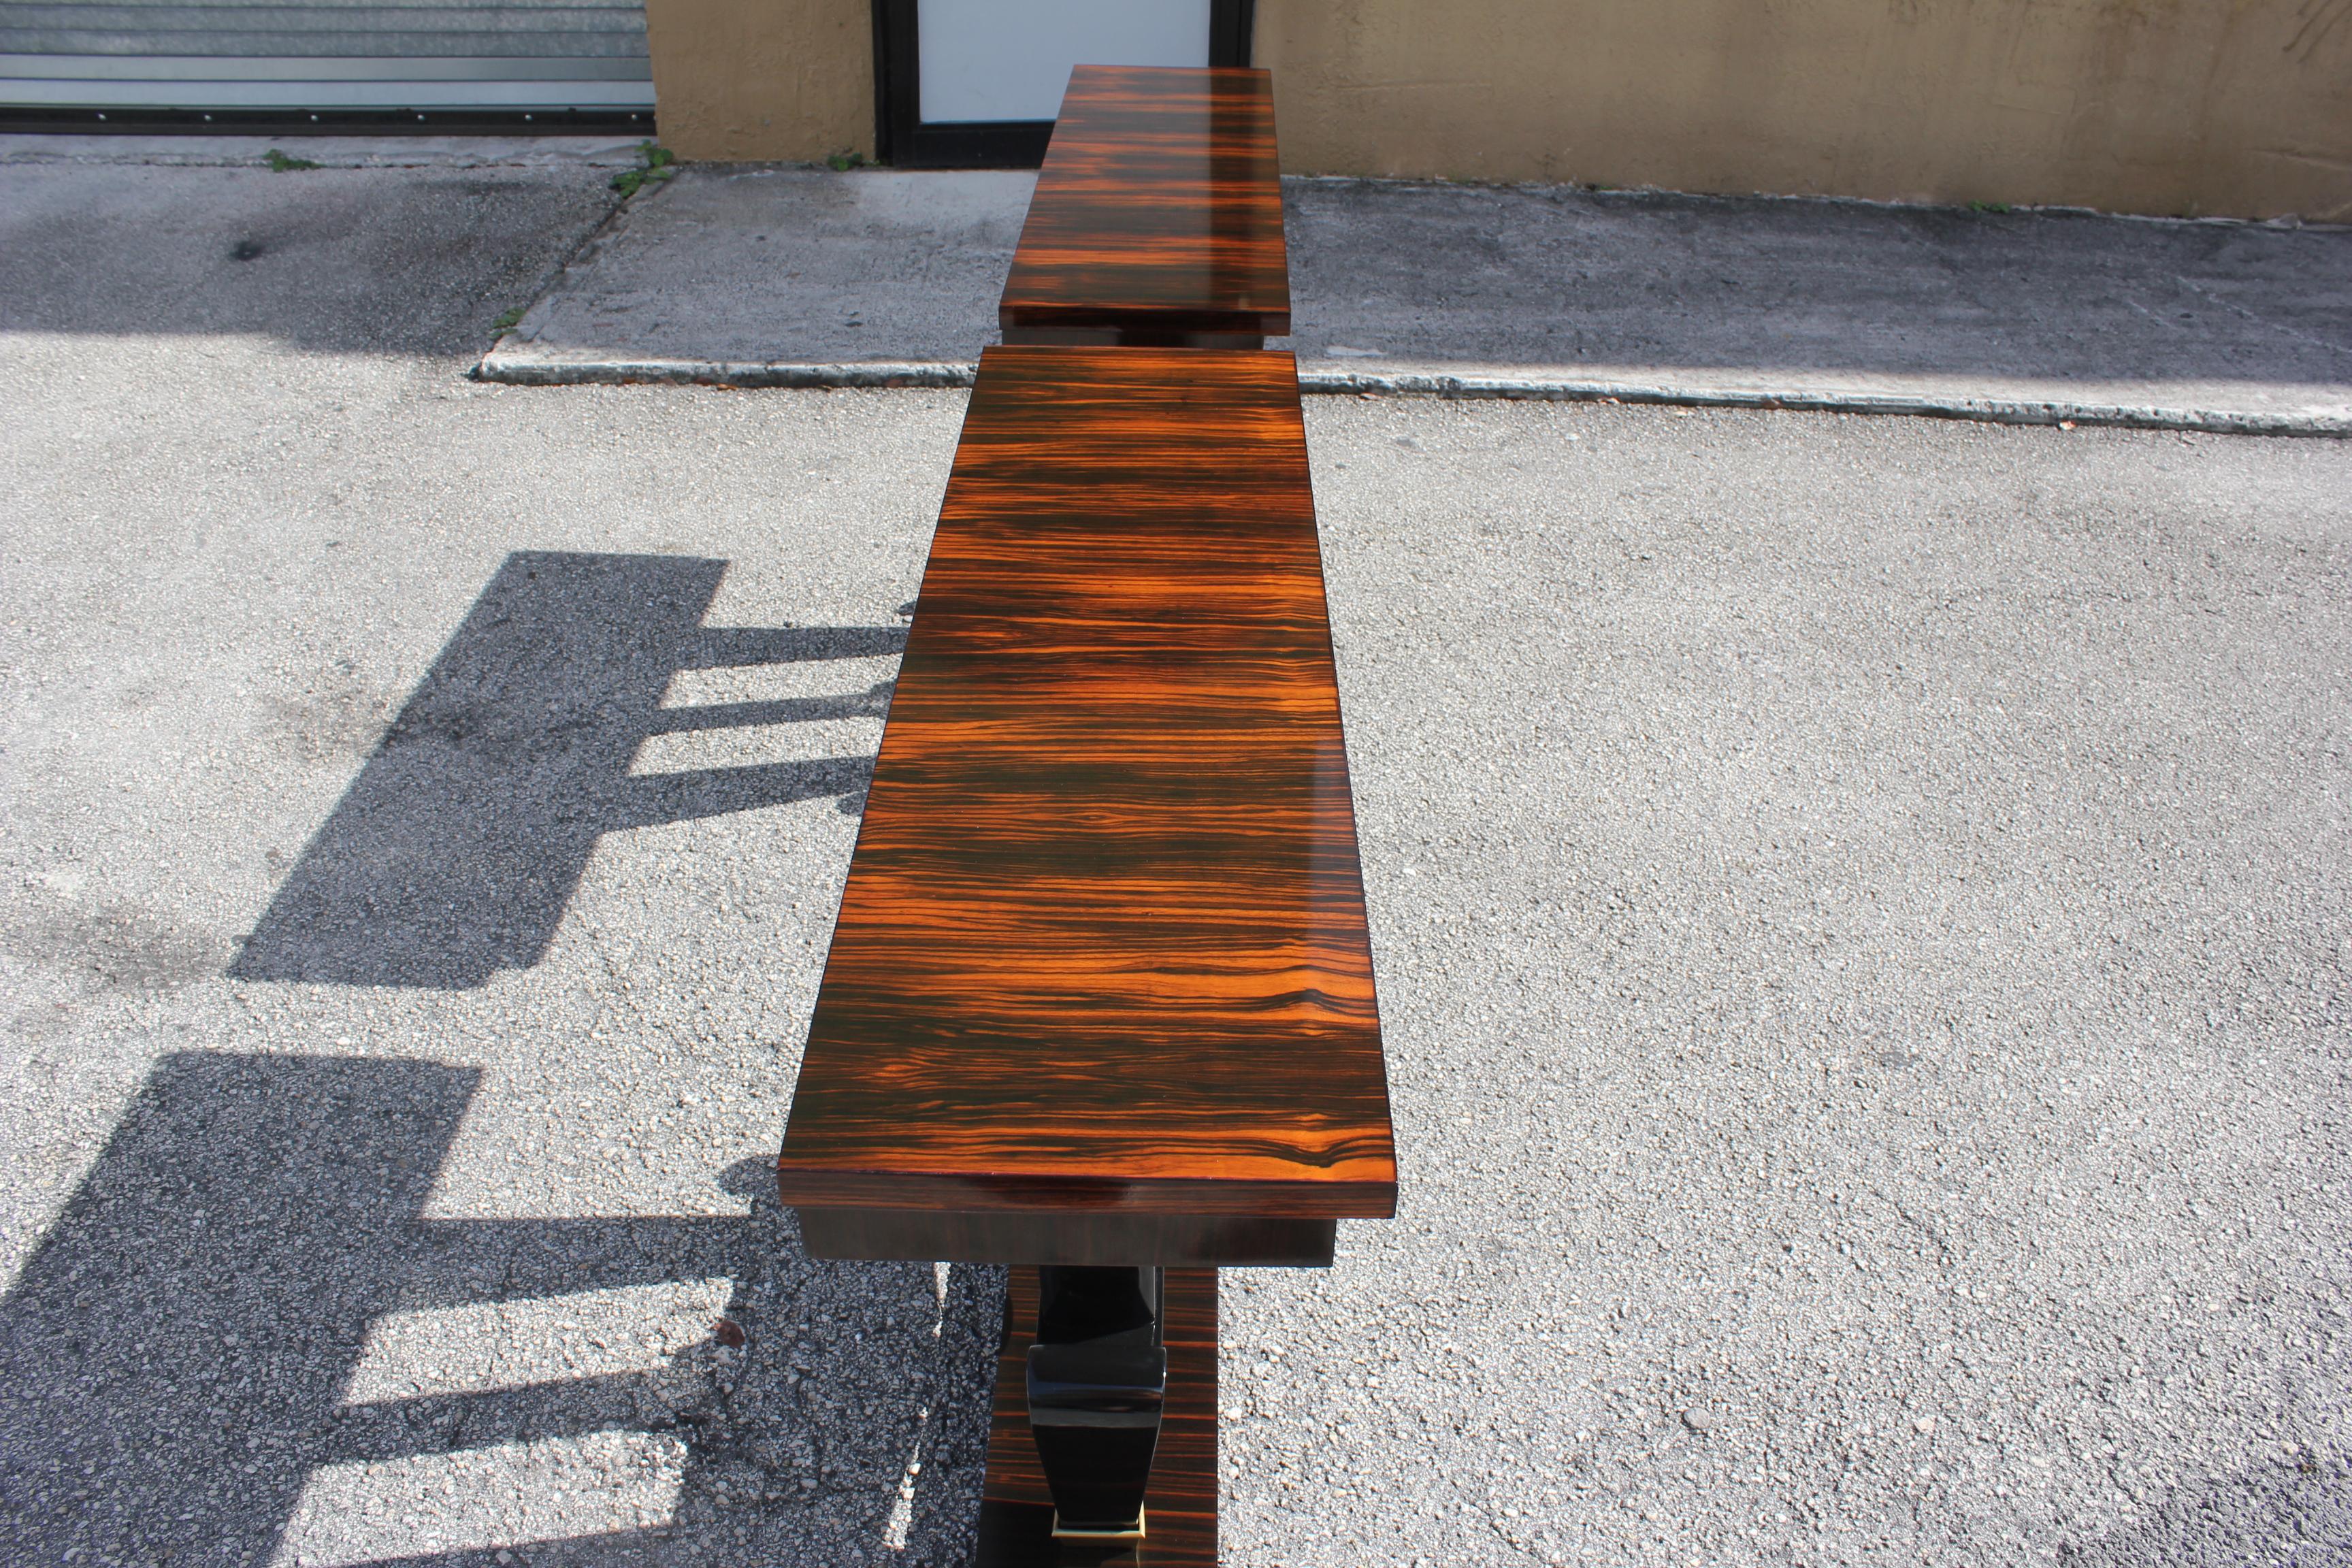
[480,166,2352,435]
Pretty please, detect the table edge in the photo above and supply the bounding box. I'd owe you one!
[772,1164,1399,1220]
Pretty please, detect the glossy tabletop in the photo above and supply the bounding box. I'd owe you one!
[999,65,1289,342]
[774,346,1392,1232]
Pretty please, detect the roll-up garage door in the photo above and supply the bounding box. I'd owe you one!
[0,0,654,129]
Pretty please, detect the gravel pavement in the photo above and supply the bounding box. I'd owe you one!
[2,152,2349,1568]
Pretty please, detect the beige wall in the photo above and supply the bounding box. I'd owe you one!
[644,0,872,163]
[1254,0,2352,220]
[641,0,2351,218]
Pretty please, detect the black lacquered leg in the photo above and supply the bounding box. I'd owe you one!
[1026,1265,1168,1538]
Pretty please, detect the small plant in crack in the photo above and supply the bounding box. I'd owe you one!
[611,142,679,199]
[489,304,526,336]
[264,148,321,173]
[1967,199,2011,214]
[827,150,867,172]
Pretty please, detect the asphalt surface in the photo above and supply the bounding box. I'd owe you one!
[3,148,2349,1568]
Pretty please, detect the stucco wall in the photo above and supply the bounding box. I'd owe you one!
[1254,0,2352,220]
[640,0,2351,218]
[644,0,873,163]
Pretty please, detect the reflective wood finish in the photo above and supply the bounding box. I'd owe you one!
[774,346,1394,1231]
[977,1267,1217,1568]
[999,66,1288,344]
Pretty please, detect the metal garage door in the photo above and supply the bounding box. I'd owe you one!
[0,0,654,128]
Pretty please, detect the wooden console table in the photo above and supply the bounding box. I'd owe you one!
[998,65,1289,350]
[779,65,1387,1567]
[775,346,1392,1564]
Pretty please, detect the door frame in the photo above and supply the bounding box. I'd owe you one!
[872,0,1253,168]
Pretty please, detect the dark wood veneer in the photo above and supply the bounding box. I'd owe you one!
[1000,66,1289,343]
[977,1267,1218,1567]
[774,346,1393,1238]
[796,1207,1333,1267]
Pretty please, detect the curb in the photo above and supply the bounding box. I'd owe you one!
[474,353,979,390]
[1296,370,2352,438]
[471,350,2351,438]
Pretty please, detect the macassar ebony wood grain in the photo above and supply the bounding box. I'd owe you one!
[1000,66,1288,345]
[774,346,1394,1232]
[977,1267,1217,1568]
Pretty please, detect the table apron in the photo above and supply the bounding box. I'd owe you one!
[794,1206,1335,1267]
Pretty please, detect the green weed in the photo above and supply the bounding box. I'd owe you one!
[490,305,526,335]
[264,148,321,173]
[611,142,679,199]
[1967,199,2011,214]
[827,150,868,172]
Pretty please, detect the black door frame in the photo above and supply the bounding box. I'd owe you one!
[872,0,1253,168]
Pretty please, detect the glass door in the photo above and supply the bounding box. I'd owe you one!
[875,0,1252,167]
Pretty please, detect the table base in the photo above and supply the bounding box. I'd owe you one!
[977,1266,1218,1567]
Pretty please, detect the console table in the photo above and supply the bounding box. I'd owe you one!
[777,67,1390,1568]
[998,65,1289,350]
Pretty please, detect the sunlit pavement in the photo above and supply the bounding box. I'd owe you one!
[3,148,2348,1568]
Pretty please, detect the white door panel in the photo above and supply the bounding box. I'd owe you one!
[917,0,1209,124]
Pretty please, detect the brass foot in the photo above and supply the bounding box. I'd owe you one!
[1051,1507,1147,1543]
